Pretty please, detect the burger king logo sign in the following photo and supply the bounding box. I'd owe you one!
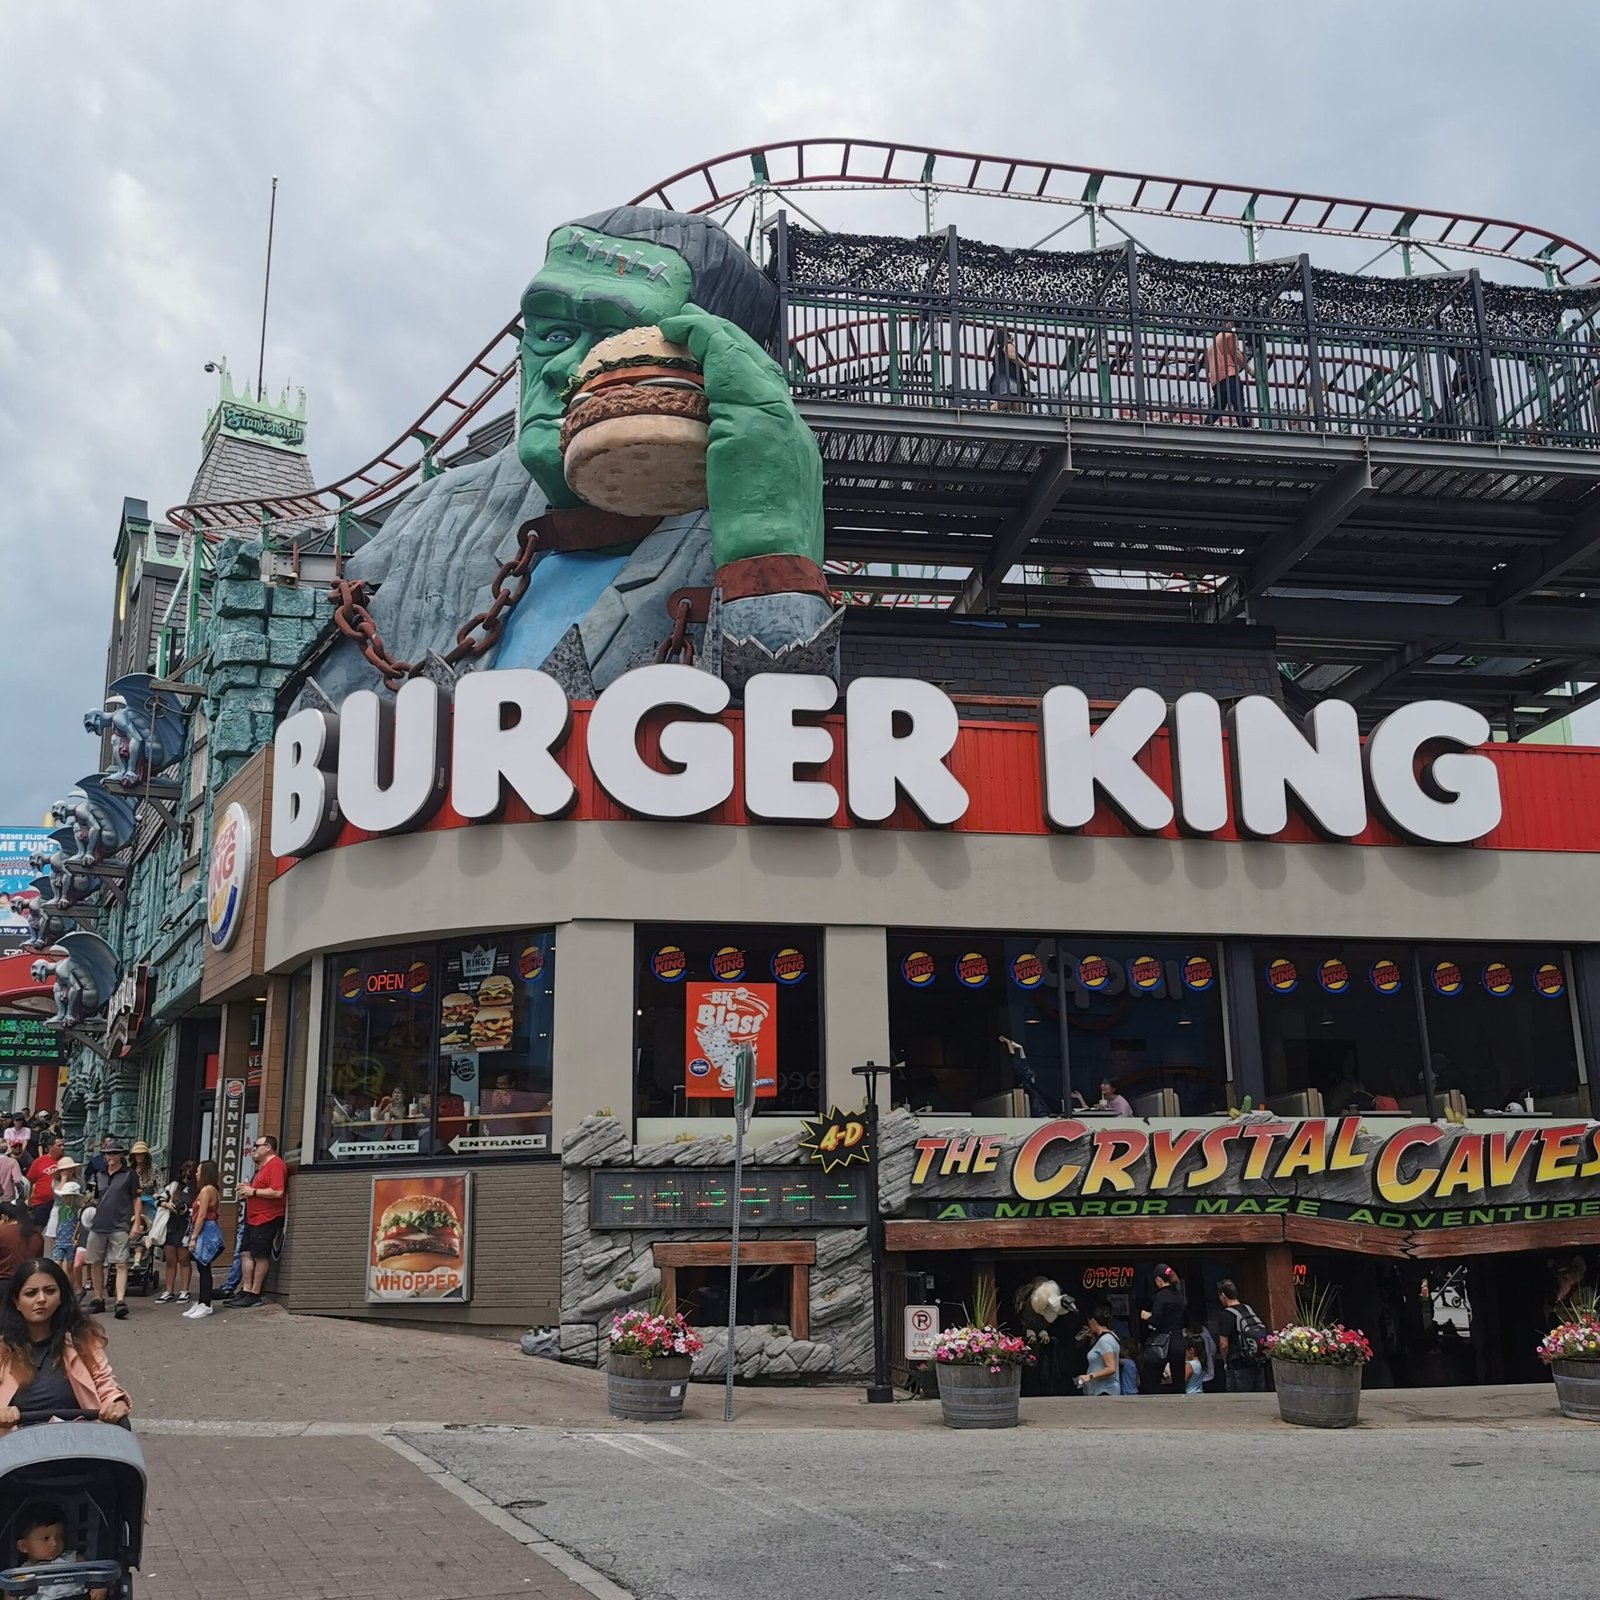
[206,803,252,952]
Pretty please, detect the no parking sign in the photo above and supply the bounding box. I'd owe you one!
[906,1304,940,1361]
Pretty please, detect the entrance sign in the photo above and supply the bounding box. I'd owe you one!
[908,1117,1600,1219]
[906,1304,940,1361]
[366,1172,472,1303]
[216,1077,247,1200]
[271,667,1504,857]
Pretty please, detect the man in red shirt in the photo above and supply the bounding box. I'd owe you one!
[228,1134,287,1309]
[25,1136,64,1230]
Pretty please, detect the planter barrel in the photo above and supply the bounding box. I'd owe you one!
[1271,1359,1362,1428]
[1551,1360,1600,1421]
[936,1362,1022,1429]
[606,1353,693,1422]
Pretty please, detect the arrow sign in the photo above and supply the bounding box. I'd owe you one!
[327,1139,420,1159]
[448,1133,548,1153]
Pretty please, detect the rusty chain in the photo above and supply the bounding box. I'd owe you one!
[655,596,696,666]
[330,519,543,691]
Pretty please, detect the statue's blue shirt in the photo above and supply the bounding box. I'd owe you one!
[492,549,631,671]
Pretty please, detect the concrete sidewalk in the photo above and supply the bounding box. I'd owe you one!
[113,1298,1580,1432]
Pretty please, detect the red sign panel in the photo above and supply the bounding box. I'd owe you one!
[683,981,778,1100]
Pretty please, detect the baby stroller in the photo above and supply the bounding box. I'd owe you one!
[0,1412,145,1597]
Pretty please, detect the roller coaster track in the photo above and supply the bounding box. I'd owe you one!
[166,138,1600,541]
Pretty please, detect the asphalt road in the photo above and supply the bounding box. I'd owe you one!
[400,1422,1591,1600]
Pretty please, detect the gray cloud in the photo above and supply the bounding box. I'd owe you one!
[3,0,1598,819]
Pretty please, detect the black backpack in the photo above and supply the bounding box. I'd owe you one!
[1230,1303,1268,1364]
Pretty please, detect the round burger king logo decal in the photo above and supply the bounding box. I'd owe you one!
[1010,952,1045,989]
[518,945,545,982]
[770,947,806,984]
[205,802,252,953]
[1077,955,1111,991]
[1482,961,1514,998]
[1182,955,1214,992]
[711,946,746,981]
[651,945,687,983]
[1431,960,1463,996]
[1318,958,1351,995]
[1369,958,1403,995]
[1266,958,1298,994]
[340,966,362,1001]
[901,951,936,987]
[956,951,990,988]
[1534,962,1565,999]
[407,961,431,995]
[1129,955,1163,993]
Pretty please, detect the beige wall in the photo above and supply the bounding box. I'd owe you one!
[268,820,1600,969]
[551,920,634,1132]
[823,926,891,1107]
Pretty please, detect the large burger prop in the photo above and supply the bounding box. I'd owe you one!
[559,327,708,516]
[373,1193,464,1271]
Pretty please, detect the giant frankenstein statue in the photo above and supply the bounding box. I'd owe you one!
[313,207,835,702]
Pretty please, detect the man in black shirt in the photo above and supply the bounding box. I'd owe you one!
[1213,1278,1266,1393]
[85,1142,141,1320]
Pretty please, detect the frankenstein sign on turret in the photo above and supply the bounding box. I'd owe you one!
[202,365,308,455]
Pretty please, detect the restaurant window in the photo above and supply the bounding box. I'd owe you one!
[1253,943,1426,1113]
[318,931,556,1162]
[1418,947,1585,1116]
[280,966,312,1162]
[887,935,1227,1116]
[633,927,822,1116]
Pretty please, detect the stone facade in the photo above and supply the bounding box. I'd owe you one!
[559,1114,877,1380]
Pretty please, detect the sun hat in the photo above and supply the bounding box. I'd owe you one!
[53,1180,82,1199]
[53,1155,79,1171]
[130,1140,150,1155]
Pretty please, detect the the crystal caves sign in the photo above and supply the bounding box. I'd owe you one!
[909,1118,1600,1229]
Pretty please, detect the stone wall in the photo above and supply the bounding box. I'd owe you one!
[560,1115,876,1381]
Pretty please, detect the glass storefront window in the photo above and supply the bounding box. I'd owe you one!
[1418,947,1584,1115]
[318,931,556,1162]
[886,935,1227,1116]
[633,927,822,1116]
[1253,942,1425,1112]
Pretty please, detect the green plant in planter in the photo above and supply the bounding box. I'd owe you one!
[1264,1281,1375,1366]
[1539,1286,1600,1365]
[931,1277,1035,1372]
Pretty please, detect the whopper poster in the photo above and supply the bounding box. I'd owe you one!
[366,1172,472,1303]
[684,981,778,1099]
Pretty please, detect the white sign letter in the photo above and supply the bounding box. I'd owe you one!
[270,708,342,857]
[1230,697,1366,839]
[587,664,733,818]
[845,678,969,826]
[451,669,575,821]
[1040,685,1174,832]
[1365,700,1501,843]
[743,674,840,822]
[337,679,450,835]
[1171,692,1229,834]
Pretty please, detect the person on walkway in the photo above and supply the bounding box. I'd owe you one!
[1214,1278,1268,1393]
[154,1161,196,1305]
[2,1114,30,1164]
[1118,1329,1141,1394]
[182,1162,222,1320]
[46,1177,83,1295]
[1075,1304,1122,1396]
[0,1203,42,1281]
[0,1138,27,1207]
[1138,1263,1189,1393]
[1183,1336,1206,1395]
[987,331,1030,412]
[1202,320,1253,427]
[84,1143,141,1321]
[82,1135,115,1201]
[25,1138,64,1232]
[0,1258,130,1430]
[227,1135,286,1309]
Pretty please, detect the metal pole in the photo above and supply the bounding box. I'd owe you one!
[773,209,791,373]
[723,1044,753,1423]
[945,225,961,408]
[1469,268,1500,439]
[1299,254,1326,429]
[257,177,278,402]
[1125,238,1147,420]
[855,1060,894,1403]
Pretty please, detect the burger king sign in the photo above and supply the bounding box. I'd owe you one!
[207,803,252,952]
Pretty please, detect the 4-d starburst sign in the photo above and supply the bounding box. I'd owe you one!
[799,1106,871,1174]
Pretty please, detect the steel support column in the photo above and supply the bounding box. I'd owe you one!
[951,445,1076,613]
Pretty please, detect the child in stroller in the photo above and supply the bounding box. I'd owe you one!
[0,1418,144,1598]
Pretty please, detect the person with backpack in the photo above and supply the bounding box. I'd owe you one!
[1214,1279,1269,1393]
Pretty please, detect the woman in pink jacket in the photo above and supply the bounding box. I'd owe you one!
[0,1258,130,1428]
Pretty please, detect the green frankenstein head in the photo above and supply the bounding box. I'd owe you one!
[517,206,778,507]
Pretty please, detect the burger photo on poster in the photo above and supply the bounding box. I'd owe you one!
[559,326,708,517]
[476,975,514,1008]
[441,992,475,1044]
[373,1193,464,1271]
[470,1007,513,1049]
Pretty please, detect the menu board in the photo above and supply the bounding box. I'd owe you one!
[440,941,516,1053]
[590,1167,868,1229]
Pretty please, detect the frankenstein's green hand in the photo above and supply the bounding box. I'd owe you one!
[655,307,824,569]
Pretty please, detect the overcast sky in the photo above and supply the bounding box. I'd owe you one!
[2,1,1598,819]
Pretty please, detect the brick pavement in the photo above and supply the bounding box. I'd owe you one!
[142,1433,596,1600]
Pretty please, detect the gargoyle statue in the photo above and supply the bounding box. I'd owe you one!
[29,930,119,1030]
[19,882,74,952]
[83,674,187,788]
[28,830,97,909]
[51,775,139,868]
